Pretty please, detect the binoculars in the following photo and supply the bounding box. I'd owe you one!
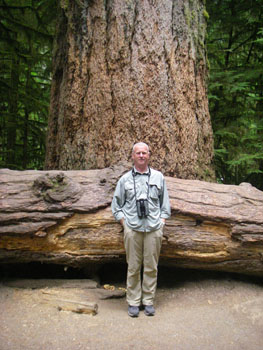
[136,199,149,218]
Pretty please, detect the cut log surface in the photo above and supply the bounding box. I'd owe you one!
[0,165,263,276]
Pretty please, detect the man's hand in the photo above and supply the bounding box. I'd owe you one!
[120,218,125,227]
[161,219,169,239]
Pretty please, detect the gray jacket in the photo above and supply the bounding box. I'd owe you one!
[111,167,171,232]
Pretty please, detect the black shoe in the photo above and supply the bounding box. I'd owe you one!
[128,305,139,317]
[144,305,155,316]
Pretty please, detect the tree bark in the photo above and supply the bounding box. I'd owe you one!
[45,0,214,180]
[1,166,263,276]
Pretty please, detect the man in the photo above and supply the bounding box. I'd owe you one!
[111,142,171,317]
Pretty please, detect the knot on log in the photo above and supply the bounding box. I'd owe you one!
[32,172,82,203]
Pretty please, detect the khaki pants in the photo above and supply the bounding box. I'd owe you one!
[123,223,163,306]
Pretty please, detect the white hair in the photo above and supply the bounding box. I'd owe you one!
[132,142,150,153]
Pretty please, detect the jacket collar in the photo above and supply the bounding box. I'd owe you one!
[132,167,150,176]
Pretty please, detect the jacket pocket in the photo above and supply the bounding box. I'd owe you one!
[149,184,160,200]
[124,183,134,200]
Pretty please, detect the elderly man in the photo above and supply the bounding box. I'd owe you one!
[111,142,171,317]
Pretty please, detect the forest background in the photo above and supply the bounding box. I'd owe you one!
[0,0,262,190]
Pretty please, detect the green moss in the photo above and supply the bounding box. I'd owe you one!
[191,10,197,23]
[184,3,191,27]
[203,9,209,20]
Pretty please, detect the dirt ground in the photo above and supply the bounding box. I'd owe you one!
[0,268,262,350]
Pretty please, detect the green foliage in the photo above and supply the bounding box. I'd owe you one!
[207,0,263,190]
[0,0,56,169]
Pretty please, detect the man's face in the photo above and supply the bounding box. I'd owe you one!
[132,144,150,170]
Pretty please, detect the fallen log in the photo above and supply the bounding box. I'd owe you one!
[3,279,99,315]
[41,291,98,315]
[0,165,263,276]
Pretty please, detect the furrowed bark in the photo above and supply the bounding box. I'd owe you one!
[45,0,214,180]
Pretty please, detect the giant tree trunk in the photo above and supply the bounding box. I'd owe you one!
[1,167,263,276]
[45,0,214,180]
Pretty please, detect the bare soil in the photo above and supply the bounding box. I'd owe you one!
[0,268,262,350]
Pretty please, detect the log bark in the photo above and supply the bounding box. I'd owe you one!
[0,166,263,276]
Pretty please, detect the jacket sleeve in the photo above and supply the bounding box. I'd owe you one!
[111,177,126,221]
[159,177,171,219]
